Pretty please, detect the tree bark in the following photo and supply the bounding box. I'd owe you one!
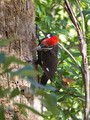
[0,0,43,120]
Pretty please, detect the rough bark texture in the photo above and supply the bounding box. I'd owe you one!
[0,0,43,120]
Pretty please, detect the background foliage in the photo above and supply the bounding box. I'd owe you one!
[0,0,90,119]
[33,0,90,119]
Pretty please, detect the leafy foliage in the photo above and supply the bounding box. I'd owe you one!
[15,103,44,117]
[33,0,90,119]
[0,0,90,120]
[0,106,5,120]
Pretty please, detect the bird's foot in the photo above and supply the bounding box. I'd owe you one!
[24,56,33,63]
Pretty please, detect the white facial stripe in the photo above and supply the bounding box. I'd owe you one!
[41,61,43,64]
[46,67,49,72]
[47,34,51,38]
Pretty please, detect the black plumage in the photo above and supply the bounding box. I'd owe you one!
[35,34,58,85]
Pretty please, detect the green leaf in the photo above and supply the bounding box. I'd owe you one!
[15,103,44,117]
[59,29,68,35]
[0,106,5,120]
[3,56,27,70]
[0,68,12,76]
[66,60,80,72]
[86,14,90,21]
[71,52,81,57]
[0,53,6,63]
[57,92,65,100]
[22,0,24,3]
[0,37,17,47]
[10,88,20,99]
[64,66,79,76]
[12,70,39,77]
[77,9,90,17]
[0,86,10,98]
[36,90,59,115]
[0,86,4,98]
[60,109,66,120]
[45,15,51,27]
[20,108,27,117]
[37,6,42,16]
[71,114,79,120]
[11,65,56,91]
[11,65,38,77]
[27,77,56,91]
[13,113,18,120]
[82,0,90,4]
[3,88,10,96]
[58,46,63,61]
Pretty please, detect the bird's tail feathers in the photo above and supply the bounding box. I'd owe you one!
[41,73,48,85]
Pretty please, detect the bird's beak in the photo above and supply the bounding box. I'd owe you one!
[34,45,42,51]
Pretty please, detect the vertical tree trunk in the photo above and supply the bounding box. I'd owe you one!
[0,0,43,120]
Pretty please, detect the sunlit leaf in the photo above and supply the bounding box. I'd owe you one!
[57,92,66,100]
[0,37,17,47]
[0,86,10,98]
[0,106,5,120]
[82,0,90,4]
[77,9,90,17]
[22,0,24,3]
[3,56,27,69]
[36,90,59,115]
[20,108,27,117]
[3,88,10,96]
[15,103,44,117]
[10,88,20,99]
[0,86,4,98]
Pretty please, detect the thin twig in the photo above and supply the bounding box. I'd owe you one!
[36,24,40,43]
[46,0,59,15]
[58,42,84,78]
[76,0,85,37]
[64,0,82,38]
[75,36,90,39]
[37,27,47,35]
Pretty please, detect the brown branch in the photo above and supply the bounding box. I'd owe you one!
[76,0,85,37]
[76,1,89,120]
[64,0,89,119]
[58,42,84,78]
[64,0,83,39]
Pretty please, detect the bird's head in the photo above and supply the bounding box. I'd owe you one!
[34,34,59,51]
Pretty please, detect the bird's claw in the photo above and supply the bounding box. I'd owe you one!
[24,56,33,63]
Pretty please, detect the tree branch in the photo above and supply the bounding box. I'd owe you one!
[64,0,89,119]
[58,42,84,78]
[76,0,85,37]
[37,26,47,35]
[46,0,59,15]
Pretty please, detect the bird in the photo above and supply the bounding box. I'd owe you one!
[34,33,59,85]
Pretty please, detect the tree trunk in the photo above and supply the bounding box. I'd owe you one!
[0,0,43,120]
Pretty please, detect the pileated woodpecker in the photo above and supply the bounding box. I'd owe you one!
[35,33,59,85]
